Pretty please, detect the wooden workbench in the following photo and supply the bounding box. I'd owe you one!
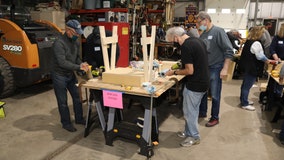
[260,62,284,123]
[80,66,184,157]
[82,74,184,98]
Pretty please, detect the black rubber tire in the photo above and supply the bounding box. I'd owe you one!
[0,57,15,98]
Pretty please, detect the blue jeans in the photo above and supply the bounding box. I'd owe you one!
[199,63,223,120]
[183,86,206,139]
[51,72,84,127]
[240,73,257,106]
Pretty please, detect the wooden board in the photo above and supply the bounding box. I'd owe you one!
[83,74,185,98]
[102,67,144,87]
[259,82,267,92]
[30,11,65,31]
[101,61,177,87]
[223,60,236,82]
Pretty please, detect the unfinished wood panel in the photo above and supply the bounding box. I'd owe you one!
[223,60,236,82]
[102,67,145,87]
[101,61,177,87]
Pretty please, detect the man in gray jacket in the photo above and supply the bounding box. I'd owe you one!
[196,11,234,127]
[51,19,89,132]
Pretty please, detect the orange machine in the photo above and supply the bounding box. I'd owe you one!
[0,7,62,98]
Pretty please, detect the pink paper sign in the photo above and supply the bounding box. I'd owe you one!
[103,90,123,109]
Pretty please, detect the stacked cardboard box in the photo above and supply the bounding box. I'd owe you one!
[30,11,65,31]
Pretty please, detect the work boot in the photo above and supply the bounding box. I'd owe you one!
[63,124,77,132]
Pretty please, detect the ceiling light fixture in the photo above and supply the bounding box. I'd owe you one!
[207,8,216,14]
[221,9,231,14]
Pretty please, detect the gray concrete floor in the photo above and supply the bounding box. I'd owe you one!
[0,79,283,160]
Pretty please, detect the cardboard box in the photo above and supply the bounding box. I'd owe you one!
[223,60,236,82]
[72,0,83,9]
[30,11,65,31]
[102,68,145,87]
[259,83,267,92]
[103,1,110,8]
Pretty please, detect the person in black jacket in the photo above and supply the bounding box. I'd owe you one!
[270,23,284,97]
[239,26,276,111]
[84,26,120,71]
[83,26,120,111]
[51,19,89,132]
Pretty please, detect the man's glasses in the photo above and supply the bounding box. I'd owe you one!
[196,19,205,25]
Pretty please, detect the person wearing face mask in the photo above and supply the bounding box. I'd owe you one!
[165,26,209,147]
[51,19,89,132]
[195,11,234,127]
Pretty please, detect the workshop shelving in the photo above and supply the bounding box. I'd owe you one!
[69,8,130,67]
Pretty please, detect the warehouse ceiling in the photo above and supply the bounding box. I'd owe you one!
[250,0,280,1]
[176,0,284,2]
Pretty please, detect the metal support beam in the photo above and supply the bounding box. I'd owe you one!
[253,0,259,26]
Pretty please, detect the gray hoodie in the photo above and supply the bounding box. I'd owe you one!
[52,33,82,76]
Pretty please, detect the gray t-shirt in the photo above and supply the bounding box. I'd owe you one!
[260,29,272,56]
[200,25,234,66]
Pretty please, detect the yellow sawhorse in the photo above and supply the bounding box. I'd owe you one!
[0,101,6,118]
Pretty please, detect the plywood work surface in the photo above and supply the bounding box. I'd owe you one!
[102,67,145,87]
[83,77,180,98]
[101,61,178,87]
[83,61,184,98]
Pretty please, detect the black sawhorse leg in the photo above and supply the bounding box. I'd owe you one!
[84,89,106,137]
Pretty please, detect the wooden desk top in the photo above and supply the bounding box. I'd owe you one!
[82,75,184,98]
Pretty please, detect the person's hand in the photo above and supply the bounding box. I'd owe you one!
[220,68,228,79]
[268,59,279,65]
[80,62,89,72]
[165,69,175,76]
